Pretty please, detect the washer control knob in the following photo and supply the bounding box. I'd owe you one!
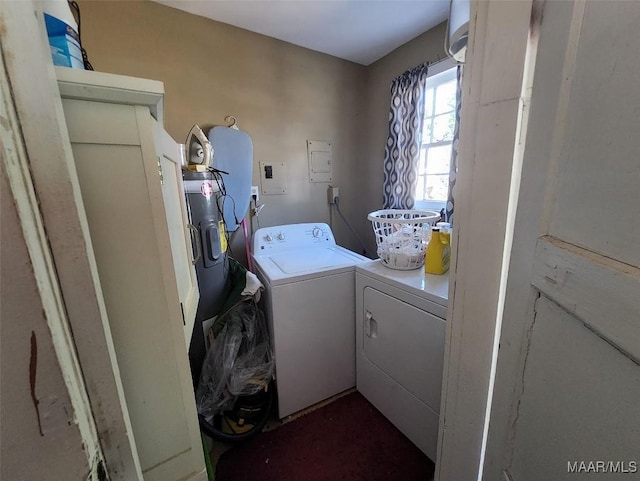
[265,234,274,242]
[312,226,323,238]
[277,232,286,241]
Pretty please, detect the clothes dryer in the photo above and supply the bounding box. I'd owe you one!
[355,260,448,460]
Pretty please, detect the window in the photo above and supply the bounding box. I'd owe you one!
[415,62,458,211]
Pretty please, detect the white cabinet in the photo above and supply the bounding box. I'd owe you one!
[57,68,204,481]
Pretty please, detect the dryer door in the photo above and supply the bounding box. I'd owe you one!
[362,286,446,413]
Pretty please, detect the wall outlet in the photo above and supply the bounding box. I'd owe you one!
[251,185,259,202]
[327,186,339,204]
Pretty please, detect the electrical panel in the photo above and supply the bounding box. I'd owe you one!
[307,140,333,183]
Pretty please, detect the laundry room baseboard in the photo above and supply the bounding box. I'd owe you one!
[187,469,208,481]
[281,388,356,425]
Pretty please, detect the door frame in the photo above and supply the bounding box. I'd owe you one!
[0,2,143,479]
[436,1,537,480]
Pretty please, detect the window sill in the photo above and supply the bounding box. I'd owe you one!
[414,200,446,214]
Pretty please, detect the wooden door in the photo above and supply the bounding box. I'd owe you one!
[484,2,640,480]
[149,119,200,345]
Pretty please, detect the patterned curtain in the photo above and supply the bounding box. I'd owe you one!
[382,63,429,209]
[446,65,463,224]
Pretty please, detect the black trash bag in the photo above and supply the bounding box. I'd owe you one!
[195,299,274,424]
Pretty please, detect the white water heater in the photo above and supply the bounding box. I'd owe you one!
[447,0,470,63]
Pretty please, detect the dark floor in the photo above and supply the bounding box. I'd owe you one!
[213,391,435,481]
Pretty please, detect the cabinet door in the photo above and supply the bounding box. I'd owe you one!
[149,121,200,345]
[62,98,205,481]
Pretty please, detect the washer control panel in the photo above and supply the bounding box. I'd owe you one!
[253,223,335,253]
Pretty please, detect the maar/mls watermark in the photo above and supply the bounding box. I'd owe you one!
[567,461,637,474]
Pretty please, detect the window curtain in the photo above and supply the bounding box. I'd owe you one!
[382,63,429,210]
[446,65,463,224]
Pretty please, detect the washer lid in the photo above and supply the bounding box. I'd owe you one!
[254,246,368,284]
[270,248,359,274]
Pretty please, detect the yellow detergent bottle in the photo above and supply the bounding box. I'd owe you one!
[425,227,451,275]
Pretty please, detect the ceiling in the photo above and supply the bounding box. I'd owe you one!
[153,1,449,66]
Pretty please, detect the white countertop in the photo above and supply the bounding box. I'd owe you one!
[356,259,449,307]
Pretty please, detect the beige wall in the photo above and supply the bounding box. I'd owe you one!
[78,0,368,260]
[77,1,446,259]
[1,172,89,481]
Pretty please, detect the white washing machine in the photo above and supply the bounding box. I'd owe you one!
[355,260,448,461]
[252,223,368,419]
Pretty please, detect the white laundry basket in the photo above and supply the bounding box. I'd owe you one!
[368,209,441,270]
